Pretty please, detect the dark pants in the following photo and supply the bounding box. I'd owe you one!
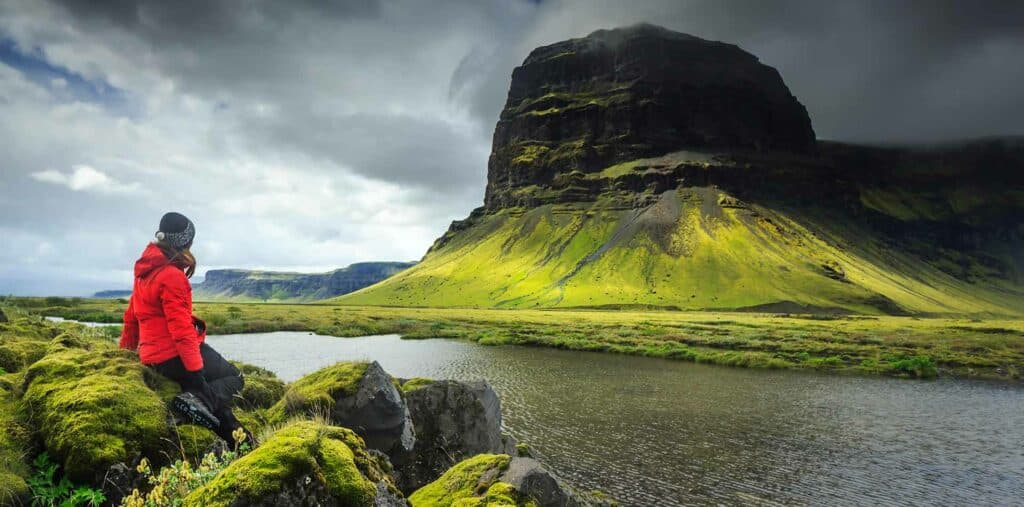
[153,343,245,443]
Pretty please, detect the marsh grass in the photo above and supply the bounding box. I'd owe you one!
[16,298,1024,380]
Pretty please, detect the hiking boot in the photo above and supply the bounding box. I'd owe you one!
[170,392,221,430]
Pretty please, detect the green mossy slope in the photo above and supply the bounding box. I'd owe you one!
[184,421,396,507]
[339,188,1024,316]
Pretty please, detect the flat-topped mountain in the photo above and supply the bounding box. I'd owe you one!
[195,262,415,301]
[340,25,1024,315]
[486,23,815,210]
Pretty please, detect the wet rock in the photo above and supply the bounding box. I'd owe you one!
[499,457,583,507]
[398,380,516,492]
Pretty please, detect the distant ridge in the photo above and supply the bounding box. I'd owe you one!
[93,290,132,299]
[194,262,415,301]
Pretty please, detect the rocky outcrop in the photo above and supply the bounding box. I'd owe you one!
[485,23,815,210]
[269,361,416,458]
[194,262,416,301]
[398,380,516,492]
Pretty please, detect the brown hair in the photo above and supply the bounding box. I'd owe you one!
[156,241,197,279]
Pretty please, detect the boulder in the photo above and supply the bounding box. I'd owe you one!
[408,454,597,507]
[183,421,407,506]
[269,361,415,458]
[0,308,7,323]
[399,379,516,492]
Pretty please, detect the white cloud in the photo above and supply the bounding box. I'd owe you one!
[30,165,140,194]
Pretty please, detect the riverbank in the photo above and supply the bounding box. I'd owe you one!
[9,296,1023,381]
[0,308,600,506]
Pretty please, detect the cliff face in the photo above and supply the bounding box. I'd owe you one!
[195,262,415,301]
[485,23,815,210]
[340,25,1024,315]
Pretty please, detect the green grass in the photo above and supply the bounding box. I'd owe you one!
[12,299,1024,381]
[335,187,1024,317]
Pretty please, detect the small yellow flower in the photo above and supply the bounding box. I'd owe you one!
[232,427,246,445]
[136,457,151,475]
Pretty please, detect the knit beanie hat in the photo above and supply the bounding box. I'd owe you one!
[156,212,195,249]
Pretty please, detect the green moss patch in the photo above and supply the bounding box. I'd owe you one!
[408,453,512,507]
[0,375,30,505]
[233,362,286,409]
[184,421,395,507]
[400,377,436,393]
[266,362,370,423]
[21,338,177,482]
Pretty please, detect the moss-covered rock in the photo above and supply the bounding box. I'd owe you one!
[183,421,405,507]
[407,454,513,506]
[233,362,286,409]
[409,454,598,507]
[20,336,178,482]
[400,377,436,393]
[268,361,370,421]
[268,361,415,457]
[0,316,56,373]
[0,374,31,505]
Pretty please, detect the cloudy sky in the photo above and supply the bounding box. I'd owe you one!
[1,0,1022,295]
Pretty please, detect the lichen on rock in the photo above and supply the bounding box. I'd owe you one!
[183,420,404,507]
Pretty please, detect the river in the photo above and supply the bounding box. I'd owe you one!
[204,331,1024,506]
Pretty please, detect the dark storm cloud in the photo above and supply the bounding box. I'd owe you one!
[1,0,1022,295]
[480,0,1024,143]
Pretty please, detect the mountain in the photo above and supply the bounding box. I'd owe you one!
[93,290,132,299]
[194,262,415,301]
[339,24,1024,316]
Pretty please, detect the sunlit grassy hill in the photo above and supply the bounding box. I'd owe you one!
[339,144,1024,316]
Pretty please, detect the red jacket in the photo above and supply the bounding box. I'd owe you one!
[120,243,206,371]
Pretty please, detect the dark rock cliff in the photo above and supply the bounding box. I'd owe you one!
[484,23,815,210]
[195,262,415,301]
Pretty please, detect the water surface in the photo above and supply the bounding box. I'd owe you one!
[207,332,1024,506]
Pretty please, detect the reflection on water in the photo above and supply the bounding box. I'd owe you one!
[44,316,121,327]
[207,332,1024,506]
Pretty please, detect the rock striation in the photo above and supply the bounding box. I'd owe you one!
[485,23,815,210]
